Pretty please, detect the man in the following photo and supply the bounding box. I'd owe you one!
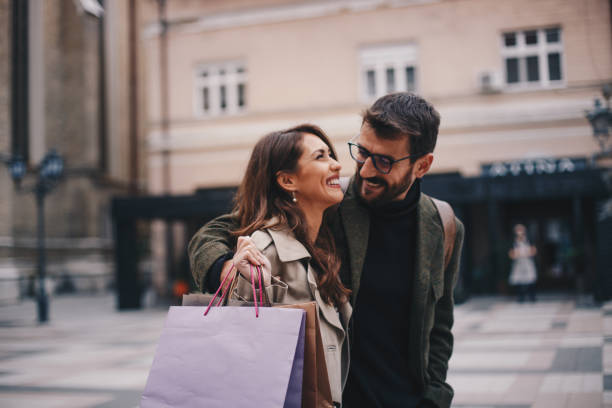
[188,92,464,408]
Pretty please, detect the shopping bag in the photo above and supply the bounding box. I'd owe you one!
[277,302,334,408]
[182,265,334,408]
[142,266,306,408]
[182,296,335,408]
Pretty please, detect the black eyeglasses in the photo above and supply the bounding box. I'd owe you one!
[348,141,419,174]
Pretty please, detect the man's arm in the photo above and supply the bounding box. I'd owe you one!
[422,219,465,408]
[187,213,239,292]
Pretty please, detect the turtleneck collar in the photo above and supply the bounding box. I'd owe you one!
[365,178,421,218]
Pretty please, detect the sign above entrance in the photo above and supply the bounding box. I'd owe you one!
[481,158,588,178]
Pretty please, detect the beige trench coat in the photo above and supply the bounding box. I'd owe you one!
[232,226,352,404]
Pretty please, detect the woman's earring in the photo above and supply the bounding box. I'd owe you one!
[292,192,297,203]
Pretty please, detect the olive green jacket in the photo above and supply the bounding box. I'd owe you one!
[188,179,464,408]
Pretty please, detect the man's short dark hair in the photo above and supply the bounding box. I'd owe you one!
[362,92,440,160]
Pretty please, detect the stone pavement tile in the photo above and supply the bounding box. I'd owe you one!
[502,301,562,312]
[451,351,530,370]
[453,310,487,330]
[582,373,604,392]
[448,373,516,397]
[452,392,509,406]
[480,318,552,333]
[567,313,603,333]
[605,344,612,373]
[0,347,144,371]
[0,392,113,408]
[551,320,568,330]
[540,374,603,393]
[525,351,556,370]
[113,354,155,370]
[531,393,569,408]
[566,392,603,408]
[41,368,149,390]
[573,374,603,393]
[540,374,564,393]
[454,334,555,350]
[0,371,65,387]
[558,301,575,314]
[602,316,612,336]
[550,347,602,372]
[605,374,612,391]
[501,374,544,405]
[604,391,612,405]
[560,335,603,348]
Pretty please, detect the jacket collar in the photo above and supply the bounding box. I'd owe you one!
[339,177,443,304]
[266,227,311,263]
[339,178,370,301]
[414,191,444,302]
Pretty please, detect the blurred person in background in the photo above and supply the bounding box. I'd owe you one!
[508,224,538,303]
[189,93,464,408]
[207,124,352,405]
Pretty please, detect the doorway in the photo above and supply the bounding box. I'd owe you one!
[503,199,578,292]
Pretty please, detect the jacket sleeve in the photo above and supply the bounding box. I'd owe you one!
[187,213,239,292]
[422,218,465,408]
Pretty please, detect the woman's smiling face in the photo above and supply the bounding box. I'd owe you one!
[292,133,343,212]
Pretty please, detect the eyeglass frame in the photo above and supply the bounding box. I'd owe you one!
[347,140,422,174]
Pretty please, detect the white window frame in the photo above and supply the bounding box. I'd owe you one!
[359,44,418,102]
[193,61,247,117]
[501,27,564,91]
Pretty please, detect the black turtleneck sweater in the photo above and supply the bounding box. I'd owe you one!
[343,179,421,408]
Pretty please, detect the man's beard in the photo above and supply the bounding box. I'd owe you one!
[354,166,414,208]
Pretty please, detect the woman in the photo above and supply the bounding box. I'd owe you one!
[508,224,537,302]
[225,124,351,405]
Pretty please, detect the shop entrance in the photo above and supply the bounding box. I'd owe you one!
[503,199,583,293]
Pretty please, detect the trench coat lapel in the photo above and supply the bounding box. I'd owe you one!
[338,180,370,306]
[306,264,345,332]
[267,228,345,332]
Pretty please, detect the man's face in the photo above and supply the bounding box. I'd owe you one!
[353,123,419,207]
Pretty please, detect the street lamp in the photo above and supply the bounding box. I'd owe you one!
[586,84,612,157]
[3,149,65,323]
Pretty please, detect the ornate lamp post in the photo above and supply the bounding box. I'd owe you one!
[5,150,64,323]
[586,84,611,158]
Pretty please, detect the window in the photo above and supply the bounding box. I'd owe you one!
[194,61,247,116]
[501,27,563,89]
[359,44,418,101]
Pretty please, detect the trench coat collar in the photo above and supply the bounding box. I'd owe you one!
[266,226,311,263]
[255,222,346,333]
[339,177,443,305]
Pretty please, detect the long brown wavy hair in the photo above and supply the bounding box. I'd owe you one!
[232,124,350,306]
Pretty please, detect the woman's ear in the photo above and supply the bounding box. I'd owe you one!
[276,171,298,193]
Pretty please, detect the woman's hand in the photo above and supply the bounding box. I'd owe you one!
[232,236,272,287]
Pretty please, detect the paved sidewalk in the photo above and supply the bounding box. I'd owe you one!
[449,296,612,408]
[0,295,166,408]
[0,294,610,407]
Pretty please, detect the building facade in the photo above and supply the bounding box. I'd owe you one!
[128,0,612,302]
[1,0,147,303]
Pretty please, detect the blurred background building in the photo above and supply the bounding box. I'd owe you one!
[1,0,147,304]
[3,0,612,308]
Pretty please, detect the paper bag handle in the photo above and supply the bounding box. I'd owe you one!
[204,263,237,316]
[204,263,267,317]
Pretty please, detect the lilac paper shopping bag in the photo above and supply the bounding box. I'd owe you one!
[140,306,305,408]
